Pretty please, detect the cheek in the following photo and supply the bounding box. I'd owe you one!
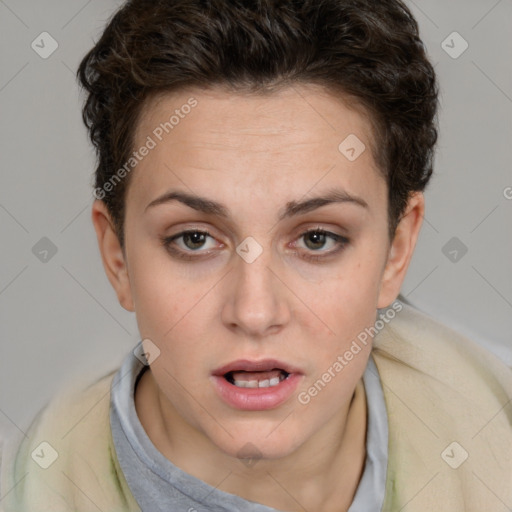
[128,249,201,343]
[128,252,219,373]
[295,340,371,433]
[302,257,385,339]
[132,275,179,339]
[126,230,223,328]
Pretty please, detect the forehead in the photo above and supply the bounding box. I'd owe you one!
[136,84,376,150]
[128,84,384,212]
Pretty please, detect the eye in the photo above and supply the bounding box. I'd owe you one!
[161,227,349,263]
[294,228,349,262]
[161,230,221,260]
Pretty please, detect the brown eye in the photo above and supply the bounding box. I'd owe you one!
[295,229,349,262]
[161,230,220,261]
[181,231,209,250]
[303,231,329,250]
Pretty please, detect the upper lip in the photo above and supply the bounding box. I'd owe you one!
[212,358,303,376]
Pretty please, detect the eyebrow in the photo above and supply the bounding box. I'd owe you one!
[144,187,368,220]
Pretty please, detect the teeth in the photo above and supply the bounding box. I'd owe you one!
[232,376,283,388]
[238,380,258,388]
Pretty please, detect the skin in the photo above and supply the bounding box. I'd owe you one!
[92,84,424,512]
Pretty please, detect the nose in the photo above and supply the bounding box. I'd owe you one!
[221,243,291,338]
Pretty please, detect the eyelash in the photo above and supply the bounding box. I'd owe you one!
[161,228,349,262]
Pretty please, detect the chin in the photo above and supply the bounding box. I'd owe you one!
[207,419,308,462]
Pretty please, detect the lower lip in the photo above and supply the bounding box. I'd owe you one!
[211,373,303,411]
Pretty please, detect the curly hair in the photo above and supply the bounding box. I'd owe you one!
[78,0,438,248]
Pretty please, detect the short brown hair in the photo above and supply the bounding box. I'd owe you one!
[78,0,438,248]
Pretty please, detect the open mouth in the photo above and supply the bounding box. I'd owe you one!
[224,369,290,388]
[211,359,302,410]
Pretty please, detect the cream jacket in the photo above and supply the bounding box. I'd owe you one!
[1,303,511,511]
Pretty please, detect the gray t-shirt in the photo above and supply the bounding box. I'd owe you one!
[110,349,388,511]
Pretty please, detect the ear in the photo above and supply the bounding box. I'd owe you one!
[377,192,424,309]
[91,199,135,312]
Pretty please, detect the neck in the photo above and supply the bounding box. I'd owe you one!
[135,369,367,512]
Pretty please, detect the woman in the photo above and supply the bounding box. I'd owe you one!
[2,0,511,510]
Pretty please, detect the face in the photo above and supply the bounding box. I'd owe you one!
[92,84,423,461]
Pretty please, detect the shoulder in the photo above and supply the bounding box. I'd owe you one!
[373,302,512,510]
[0,368,140,512]
[373,301,512,395]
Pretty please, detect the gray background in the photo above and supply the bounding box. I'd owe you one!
[1,0,511,442]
